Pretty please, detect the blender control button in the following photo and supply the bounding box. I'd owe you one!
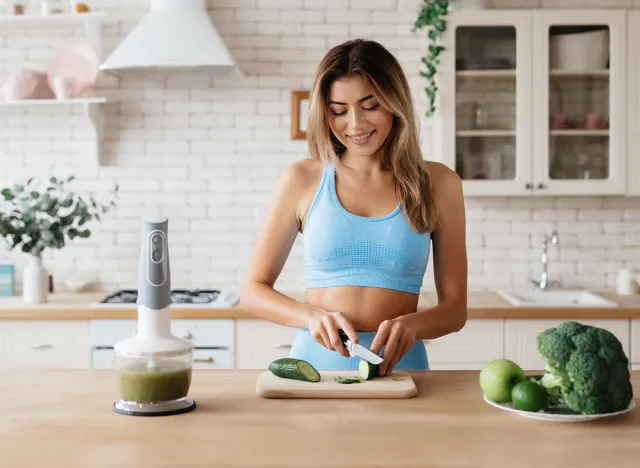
[152,249,162,261]
[152,234,162,245]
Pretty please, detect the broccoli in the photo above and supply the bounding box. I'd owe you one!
[536,321,634,415]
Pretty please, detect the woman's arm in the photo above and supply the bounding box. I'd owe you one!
[239,161,318,328]
[369,163,468,375]
[401,163,468,340]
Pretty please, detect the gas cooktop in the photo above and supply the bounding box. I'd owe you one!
[91,289,240,308]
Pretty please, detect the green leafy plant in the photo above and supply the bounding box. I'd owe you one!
[411,0,449,117]
[0,176,118,257]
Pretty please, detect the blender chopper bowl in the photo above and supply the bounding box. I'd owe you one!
[112,216,196,417]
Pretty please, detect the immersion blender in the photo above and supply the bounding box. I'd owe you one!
[112,216,196,417]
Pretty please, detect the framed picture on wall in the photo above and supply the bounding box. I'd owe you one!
[291,90,310,140]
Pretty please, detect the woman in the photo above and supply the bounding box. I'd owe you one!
[240,39,467,376]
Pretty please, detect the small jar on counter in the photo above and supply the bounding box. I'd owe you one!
[69,1,90,12]
[12,1,25,15]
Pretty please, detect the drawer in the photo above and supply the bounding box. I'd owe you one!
[92,348,234,370]
[235,319,299,369]
[424,319,504,365]
[0,320,90,369]
[90,319,235,349]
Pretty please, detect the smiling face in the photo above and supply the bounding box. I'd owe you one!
[327,74,394,161]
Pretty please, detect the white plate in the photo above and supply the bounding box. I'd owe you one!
[483,394,636,422]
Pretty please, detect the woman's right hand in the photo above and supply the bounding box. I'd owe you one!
[307,308,359,358]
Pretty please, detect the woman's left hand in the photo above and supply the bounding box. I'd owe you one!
[369,317,416,376]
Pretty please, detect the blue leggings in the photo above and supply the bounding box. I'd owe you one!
[289,328,429,371]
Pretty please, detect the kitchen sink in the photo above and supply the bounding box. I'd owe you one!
[497,289,618,308]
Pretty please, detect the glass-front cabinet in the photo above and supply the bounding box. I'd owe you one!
[627,11,640,196]
[434,10,532,196]
[532,10,625,195]
[434,9,626,196]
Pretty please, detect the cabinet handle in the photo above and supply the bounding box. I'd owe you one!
[30,344,52,349]
[194,356,214,363]
[273,344,292,349]
[537,183,546,189]
[525,183,532,189]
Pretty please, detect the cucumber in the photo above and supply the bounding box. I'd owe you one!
[334,376,362,384]
[358,360,379,380]
[269,358,321,382]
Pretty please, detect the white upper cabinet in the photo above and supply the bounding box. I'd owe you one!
[434,10,532,196]
[532,10,626,196]
[627,11,640,196]
[434,9,627,196]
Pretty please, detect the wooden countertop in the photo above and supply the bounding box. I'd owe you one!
[1,290,640,320]
[0,369,638,467]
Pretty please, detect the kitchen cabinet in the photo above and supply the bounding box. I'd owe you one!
[0,320,90,368]
[434,9,626,196]
[425,319,504,370]
[235,320,299,369]
[626,11,640,196]
[504,318,630,371]
[88,319,236,370]
[0,316,638,371]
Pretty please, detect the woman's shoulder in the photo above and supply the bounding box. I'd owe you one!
[423,160,463,201]
[275,158,327,200]
[279,158,326,187]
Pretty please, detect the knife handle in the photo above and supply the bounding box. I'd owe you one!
[338,329,349,345]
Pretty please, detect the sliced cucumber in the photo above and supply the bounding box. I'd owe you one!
[358,360,379,380]
[334,376,362,384]
[269,358,321,382]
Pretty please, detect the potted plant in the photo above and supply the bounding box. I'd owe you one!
[0,175,118,303]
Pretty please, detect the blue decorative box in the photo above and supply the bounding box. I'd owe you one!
[0,264,15,296]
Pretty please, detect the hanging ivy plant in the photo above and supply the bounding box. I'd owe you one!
[411,0,449,117]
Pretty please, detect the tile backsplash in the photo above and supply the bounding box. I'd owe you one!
[0,0,638,294]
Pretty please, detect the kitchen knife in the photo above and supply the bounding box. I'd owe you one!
[338,329,383,365]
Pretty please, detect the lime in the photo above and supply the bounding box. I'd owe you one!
[511,380,548,412]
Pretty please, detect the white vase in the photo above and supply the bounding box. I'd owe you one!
[23,255,49,304]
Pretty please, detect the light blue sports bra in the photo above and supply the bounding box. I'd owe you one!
[302,162,431,295]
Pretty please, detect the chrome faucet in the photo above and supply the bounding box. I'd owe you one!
[531,230,563,290]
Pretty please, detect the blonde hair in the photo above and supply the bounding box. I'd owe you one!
[307,39,439,234]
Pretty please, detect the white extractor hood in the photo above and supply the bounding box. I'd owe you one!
[100,0,238,73]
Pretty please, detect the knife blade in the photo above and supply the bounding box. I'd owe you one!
[338,329,383,365]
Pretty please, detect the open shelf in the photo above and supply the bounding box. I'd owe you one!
[0,97,106,106]
[0,12,106,28]
[0,12,106,58]
[0,12,109,165]
[0,97,106,165]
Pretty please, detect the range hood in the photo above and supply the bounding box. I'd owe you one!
[100,0,238,74]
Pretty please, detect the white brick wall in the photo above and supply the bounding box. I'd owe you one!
[0,0,639,295]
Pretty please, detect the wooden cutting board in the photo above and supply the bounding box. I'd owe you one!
[256,370,417,399]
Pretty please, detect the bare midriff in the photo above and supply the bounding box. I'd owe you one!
[304,286,420,332]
